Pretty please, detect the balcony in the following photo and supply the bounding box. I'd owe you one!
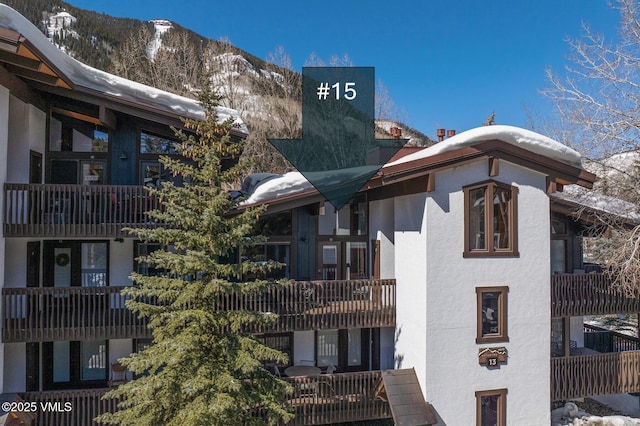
[551,350,640,400]
[21,371,391,426]
[2,280,396,342]
[551,273,640,317]
[2,286,148,342]
[3,183,160,237]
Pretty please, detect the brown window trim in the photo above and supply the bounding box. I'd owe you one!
[476,286,509,344]
[475,388,507,426]
[463,180,519,258]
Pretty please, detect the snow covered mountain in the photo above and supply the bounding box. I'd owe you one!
[4,0,433,174]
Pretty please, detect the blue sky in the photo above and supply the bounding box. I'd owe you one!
[67,0,620,139]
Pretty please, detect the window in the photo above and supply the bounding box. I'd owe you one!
[243,243,291,280]
[315,328,371,372]
[256,333,293,367]
[476,286,508,343]
[140,131,177,154]
[476,389,507,426]
[138,130,183,188]
[43,340,108,390]
[464,181,518,257]
[318,201,367,236]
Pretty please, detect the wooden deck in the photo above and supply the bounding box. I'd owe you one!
[20,371,392,426]
[3,183,160,237]
[2,280,396,342]
[551,273,640,317]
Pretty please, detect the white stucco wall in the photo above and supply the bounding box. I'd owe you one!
[369,198,395,279]
[394,192,428,373]
[4,239,27,288]
[2,343,25,392]
[6,97,46,183]
[393,159,551,425]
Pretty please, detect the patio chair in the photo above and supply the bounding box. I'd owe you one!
[109,362,128,387]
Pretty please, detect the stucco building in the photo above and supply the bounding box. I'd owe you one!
[0,4,638,425]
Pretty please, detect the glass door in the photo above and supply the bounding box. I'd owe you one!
[317,242,341,280]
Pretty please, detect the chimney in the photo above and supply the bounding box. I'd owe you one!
[437,128,446,142]
[390,127,402,139]
[447,129,456,138]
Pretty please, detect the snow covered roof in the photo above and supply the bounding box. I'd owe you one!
[240,125,591,206]
[0,4,246,133]
[386,125,582,168]
[551,185,640,224]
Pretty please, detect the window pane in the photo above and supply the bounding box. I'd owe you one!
[140,132,177,154]
[92,129,109,152]
[347,329,362,366]
[266,244,290,279]
[480,394,500,426]
[482,293,500,336]
[81,340,106,381]
[136,243,164,277]
[49,117,63,152]
[53,341,70,382]
[81,242,107,287]
[551,318,564,357]
[551,240,566,274]
[141,161,163,188]
[347,242,368,280]
[317,330,339,367]
[469,188,485,250]
[81,162,105,185]
[493,187,511,249]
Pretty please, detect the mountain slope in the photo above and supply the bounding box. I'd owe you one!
[3,0,434,173]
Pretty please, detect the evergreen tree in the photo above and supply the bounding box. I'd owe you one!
[97,81,293,426]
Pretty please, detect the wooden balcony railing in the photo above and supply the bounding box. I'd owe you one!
[21,388,118,426]
[218,279,396,333]
[2,286,148,343]
[2,280,396,342]
[551,350,640,400]
[283,371,391,425]
[551,273,640,317]
[20,371,391,426]
[3,183,160,237]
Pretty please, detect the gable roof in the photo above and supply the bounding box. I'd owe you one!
[0,4,246,134]
[238,125,597,213]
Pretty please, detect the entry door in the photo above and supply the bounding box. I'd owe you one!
[44,241,108,288]
[317,242,341,280]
